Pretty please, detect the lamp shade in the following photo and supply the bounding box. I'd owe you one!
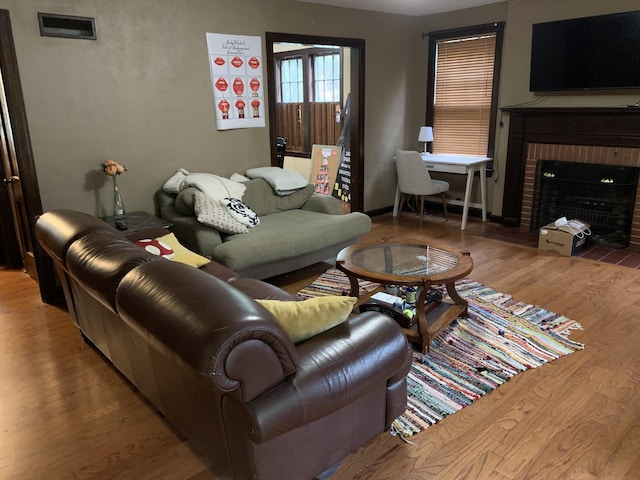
[418,126,434,142]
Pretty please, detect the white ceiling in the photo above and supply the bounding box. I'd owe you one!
[296,0,503,16]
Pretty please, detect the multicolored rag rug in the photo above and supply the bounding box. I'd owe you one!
[295,268,380,299]
[296,270,585,437]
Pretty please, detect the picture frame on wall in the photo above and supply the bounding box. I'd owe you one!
[206,32,265,130]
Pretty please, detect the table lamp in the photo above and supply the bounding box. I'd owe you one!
[418,126,433,153]
[418,126,434,153]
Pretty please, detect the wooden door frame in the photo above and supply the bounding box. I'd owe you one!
[0,9,58,303]
[265,32,365,213]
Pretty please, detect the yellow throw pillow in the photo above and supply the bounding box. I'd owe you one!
[256,296,357,344]
[136,233,210,268]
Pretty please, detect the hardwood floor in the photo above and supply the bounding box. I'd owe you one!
[1,211,639,479]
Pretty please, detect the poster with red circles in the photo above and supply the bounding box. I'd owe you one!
[206,33,265,130]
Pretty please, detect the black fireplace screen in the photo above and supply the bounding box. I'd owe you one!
[531,160,640,248]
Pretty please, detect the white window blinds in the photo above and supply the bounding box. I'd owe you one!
[433,34,496,156]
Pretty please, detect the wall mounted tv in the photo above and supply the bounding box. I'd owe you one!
[530,10,640,92]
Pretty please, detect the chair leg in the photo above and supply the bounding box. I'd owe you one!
[398,193,407,219]
[441,192,448,221]
[418,196,425,227]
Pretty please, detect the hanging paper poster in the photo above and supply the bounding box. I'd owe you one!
[206,33,265,130]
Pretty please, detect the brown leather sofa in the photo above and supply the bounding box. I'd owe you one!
[35,209,412,480]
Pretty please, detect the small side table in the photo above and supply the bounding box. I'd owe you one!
[103,211,172,236]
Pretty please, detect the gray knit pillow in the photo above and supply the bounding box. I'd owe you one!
[194,191,248,234]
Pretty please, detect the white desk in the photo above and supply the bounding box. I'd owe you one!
[393,153,491,230]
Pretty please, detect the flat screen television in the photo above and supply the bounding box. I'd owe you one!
[530,10,640,92]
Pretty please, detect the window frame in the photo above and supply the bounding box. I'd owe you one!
[312,51,341,102]
[278,56,304,103]
[426,22,504,160]
[273,46,343,154]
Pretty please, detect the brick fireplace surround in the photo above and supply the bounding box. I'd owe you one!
[501,107,640,247]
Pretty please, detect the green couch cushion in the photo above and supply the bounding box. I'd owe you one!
[173,180,315,219]
[242,179,314,216]
[174,187,199,216]
[210,209,371,272]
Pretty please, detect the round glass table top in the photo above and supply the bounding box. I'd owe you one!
[349,242,459,278]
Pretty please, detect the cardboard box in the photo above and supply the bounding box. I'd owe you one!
[538,220,590,256]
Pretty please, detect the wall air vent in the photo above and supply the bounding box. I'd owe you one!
[38,13,96,40]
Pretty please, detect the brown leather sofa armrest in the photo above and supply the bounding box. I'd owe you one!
[36,209,122,265]
[237,312,411,443]
[115,260,298,399]
[67,234,163,312]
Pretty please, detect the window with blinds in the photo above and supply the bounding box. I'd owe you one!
[427,23,504,159]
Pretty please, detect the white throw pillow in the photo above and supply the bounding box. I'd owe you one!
[182,173,246,201]
[222,197,260,227]
[163,168,190,194]
[245,166,309,195]
[194,191,248,234]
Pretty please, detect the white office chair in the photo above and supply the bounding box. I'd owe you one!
[395,149,449,227]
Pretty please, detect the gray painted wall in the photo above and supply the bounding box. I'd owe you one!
[0,0,637,219]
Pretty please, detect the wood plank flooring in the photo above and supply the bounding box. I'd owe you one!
[1,211,639,479]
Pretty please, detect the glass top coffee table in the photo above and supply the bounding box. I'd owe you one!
[336,240,473,353]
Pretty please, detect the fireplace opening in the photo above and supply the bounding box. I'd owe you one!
[531,160,640,248]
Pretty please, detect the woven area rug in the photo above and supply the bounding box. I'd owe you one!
[296,268,380,298]
[296,269,584,436]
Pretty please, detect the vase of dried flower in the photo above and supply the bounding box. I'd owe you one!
[102,159,127,223]
[112,174,126,220]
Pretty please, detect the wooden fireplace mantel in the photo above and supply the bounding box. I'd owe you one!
[501,107,640,226]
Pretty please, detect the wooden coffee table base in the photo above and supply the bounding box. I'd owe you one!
[336,241,473,354]
[355,280,468,354]
[407,281,468,353]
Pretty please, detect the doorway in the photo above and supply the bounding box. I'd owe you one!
[265,32,365,212]
[0,9,58,303]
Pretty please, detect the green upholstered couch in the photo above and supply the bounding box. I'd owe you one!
[155,178,371,279]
